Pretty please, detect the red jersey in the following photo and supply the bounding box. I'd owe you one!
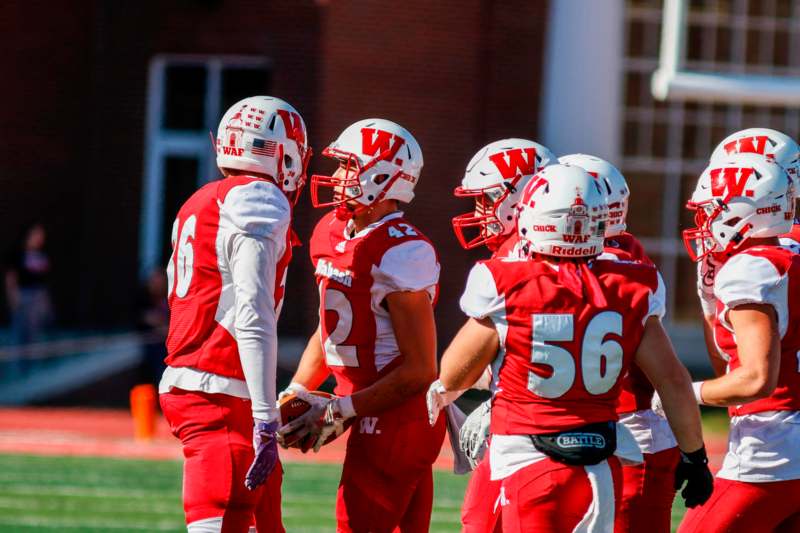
[780,223,800,253]
[713,246,800,416]
[164,175,293,381]
[601,232,651,265]
[310,210,439,396]
[601,232,659,414]
[490,232,521,258]
[461,256,665,434]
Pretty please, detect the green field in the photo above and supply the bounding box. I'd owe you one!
[0,453,692,532]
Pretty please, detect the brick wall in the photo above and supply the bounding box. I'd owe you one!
[0,0,549,347]
[310,0,549,343]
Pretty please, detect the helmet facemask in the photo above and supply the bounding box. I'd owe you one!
[683,199,728,261]
[451,179,519,249]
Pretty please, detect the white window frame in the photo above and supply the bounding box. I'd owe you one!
[139,54,271,278]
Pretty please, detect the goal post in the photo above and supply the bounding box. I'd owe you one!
[651,0,800,105]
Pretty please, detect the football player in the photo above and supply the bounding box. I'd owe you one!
[700,129,800,375]
[560,154,680,533]
[448,138,556,533]
[158,96,310,533]
[277,119,446,532]
[678,154,800,532]
[435,164,712,532]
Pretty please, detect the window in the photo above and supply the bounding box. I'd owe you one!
[621,0,800,322]
[140,55,271,278]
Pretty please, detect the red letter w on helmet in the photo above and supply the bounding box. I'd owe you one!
[488,148,540,179]
[361,128,405,163]
[710,167,754,201]
[724,135,772,157]
[277,109,306,145]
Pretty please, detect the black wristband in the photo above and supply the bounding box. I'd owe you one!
[679,446,708,465]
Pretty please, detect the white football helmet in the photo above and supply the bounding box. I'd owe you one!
[558,154,629,238]
[310,119,423,218]
[216,96,310,204]
[517,164,608,258]
[710,128,800,199]
[451,139,555,250]
[684,153,794,262]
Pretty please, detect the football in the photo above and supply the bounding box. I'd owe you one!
[278,391,353,451]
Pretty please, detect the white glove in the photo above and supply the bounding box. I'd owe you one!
[459,399,492,470]
[426,379,465,426]
[276,389,330,448]
[313,396,356,453]
[277,382,308,403]
[697,255,721,317]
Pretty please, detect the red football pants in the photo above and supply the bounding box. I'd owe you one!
[335,406,446,533]
[617,447,679,533]
[160,389,284,533]
[461,456,502,533]
[678,477,800,533]
[499,457,622,533]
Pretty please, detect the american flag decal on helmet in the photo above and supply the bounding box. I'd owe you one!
[249,139,277,157]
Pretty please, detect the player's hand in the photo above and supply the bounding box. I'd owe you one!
[277,382,308,404]
[426,379,464,426]
[459,399,491,470]
[277,390,330,450]
[312,398,354,453]
[697,255,720,316]
[674,446,714,508]
[245,419,279,490]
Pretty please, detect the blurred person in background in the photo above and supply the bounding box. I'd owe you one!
[4,223,53,376]
[135,269,169,387]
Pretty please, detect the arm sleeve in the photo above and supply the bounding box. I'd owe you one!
[372,240,440,301]
[229,233,281,422]
[459,263,504,320]
[220,180,290,239]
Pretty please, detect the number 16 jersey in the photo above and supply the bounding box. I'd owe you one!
[461,256,665,435]
[309,210,439,396]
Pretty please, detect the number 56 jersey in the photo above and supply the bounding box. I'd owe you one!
[461,257,665,435]
[310,210,439,396]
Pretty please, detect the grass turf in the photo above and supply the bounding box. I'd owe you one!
[0,453,692,532]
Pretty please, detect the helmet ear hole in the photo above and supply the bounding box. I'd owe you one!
[284,154,293,169]
[373,173,390,185]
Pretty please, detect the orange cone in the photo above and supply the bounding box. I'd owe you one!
[130,384,157,441]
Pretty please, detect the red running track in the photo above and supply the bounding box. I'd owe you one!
[0,408,727,472]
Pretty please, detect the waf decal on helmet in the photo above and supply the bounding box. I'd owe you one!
[565,194,589,236]
[220,103,248,155]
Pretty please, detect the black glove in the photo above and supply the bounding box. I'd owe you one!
[674,446,714,508]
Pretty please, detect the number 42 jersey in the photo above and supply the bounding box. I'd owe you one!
[310,210,439,396]
[461,256,666,435]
